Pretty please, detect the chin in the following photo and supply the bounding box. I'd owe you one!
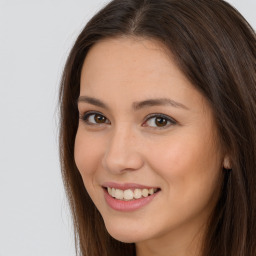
[104,221,148,243]
[110,233,138,243]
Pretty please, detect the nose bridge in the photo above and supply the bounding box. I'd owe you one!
[102,124,144,173]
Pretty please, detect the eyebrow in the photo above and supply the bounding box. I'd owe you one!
[77,96,189,111]
[78,96,108,109]
[132,98,189,110]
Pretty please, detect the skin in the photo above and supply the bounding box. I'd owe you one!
[74,37,228,256]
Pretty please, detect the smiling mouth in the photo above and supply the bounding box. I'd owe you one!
[104,187,161,201]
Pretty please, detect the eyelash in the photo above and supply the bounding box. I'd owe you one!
[79,111,177,129]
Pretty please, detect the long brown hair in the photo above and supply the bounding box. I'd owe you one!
[59,0,256,255]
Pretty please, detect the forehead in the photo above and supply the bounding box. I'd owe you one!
[82,37,172,68]
[80,37,194,97]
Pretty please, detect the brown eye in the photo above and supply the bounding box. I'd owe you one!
[94,114,106,123]
[155,117,168,127]
[144,114,176,129]
[81,112,110,125]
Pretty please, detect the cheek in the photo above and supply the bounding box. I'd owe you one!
[145,136,222,229]
[74,128,103,175]
[74,129,106,205]
[145,133,222,198]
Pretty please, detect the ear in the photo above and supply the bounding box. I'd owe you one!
[223,155,232,169]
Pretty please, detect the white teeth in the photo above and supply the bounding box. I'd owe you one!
[115,189,124,200]
[134,189,142,199]
[142,188,148,197]
[107,187,158,200]
[124,189,133,200]
[111,188,116,198]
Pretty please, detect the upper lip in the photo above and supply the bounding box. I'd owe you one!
[102,182,159,190]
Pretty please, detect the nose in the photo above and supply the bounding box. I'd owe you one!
[102,126,144,174]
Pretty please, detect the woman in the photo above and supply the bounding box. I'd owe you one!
[59,0,256,255]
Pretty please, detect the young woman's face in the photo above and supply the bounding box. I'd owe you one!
[75,37,225,247]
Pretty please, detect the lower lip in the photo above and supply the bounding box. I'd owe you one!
[103,189,159,212]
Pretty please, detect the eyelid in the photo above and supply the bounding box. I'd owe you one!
[79,111,110,125]
[79,111,177,129]
[142,113,177,129]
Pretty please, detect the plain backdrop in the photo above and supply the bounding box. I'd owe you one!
[0,0,255,255]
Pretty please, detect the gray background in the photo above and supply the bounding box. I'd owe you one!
[0,0,255,255]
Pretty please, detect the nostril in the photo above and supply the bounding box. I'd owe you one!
[102,152,144,174]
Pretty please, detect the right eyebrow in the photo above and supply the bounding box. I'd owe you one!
[77,96,110,110]
[77,96,189,111]
[132,98,189,110]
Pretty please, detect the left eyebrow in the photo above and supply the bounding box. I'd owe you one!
[77,96,110,110]
[132,98,189,111]
[77,96,189,111]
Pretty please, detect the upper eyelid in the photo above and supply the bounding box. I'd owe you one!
[79,111,174,120]
[82,110,105,115]
[80,110,107,118]
[142,114,177,129]
[80,111,110,123]
[144,113,177,122]
[80,111,177,126]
